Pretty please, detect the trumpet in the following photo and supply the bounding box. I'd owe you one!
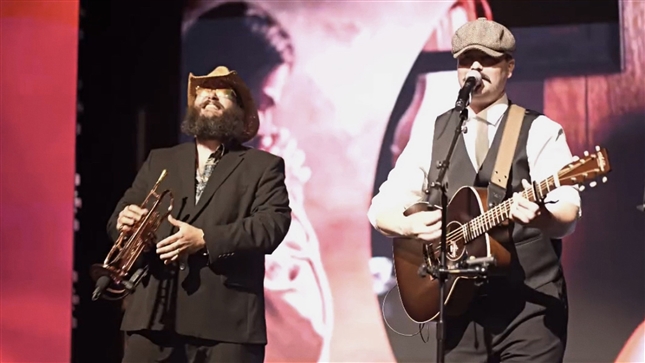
[90,169,174,301]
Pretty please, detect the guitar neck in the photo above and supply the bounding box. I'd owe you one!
[463,175,559,241]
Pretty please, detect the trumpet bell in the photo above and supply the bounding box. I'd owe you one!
[90,262,150,301]
[89,264,130,300]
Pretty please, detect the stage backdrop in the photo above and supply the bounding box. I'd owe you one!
[180,1,644,362]
[0,1,78,363]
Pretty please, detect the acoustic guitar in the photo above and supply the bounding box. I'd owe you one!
[392,146,611,323]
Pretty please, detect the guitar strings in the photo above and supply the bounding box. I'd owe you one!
[427,177,554,255]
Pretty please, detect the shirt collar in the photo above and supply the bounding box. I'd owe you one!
[194,141,226,164]
[213,143,226,158]
[468,93,509,126]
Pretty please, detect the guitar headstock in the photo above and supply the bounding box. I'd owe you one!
[558,146,611,191]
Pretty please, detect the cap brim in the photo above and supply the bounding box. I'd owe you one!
[453,45,506,59]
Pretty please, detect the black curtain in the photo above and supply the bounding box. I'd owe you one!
[73,1,182,362]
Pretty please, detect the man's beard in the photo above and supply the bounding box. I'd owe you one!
[181,105,246,143]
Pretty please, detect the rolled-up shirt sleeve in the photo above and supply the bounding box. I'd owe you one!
[526,116,582,236]
[367,117,435,231]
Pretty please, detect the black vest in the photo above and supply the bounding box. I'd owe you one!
[426,104,563,289]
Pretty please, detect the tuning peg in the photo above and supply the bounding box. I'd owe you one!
[590,181,597,188]
[602,176,608,183]
[572,156,580,162]
[595,145,600,151]
[584,150,589,157]
[578,185,586,192]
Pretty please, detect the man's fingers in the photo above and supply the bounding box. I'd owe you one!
[163,254,181,265]
[167,214,184,227]
[159,246,185,261]
[403,210,443,239]
[119,215,136,226]
[127,205,148,216]
[515,197,535,210]
[119,208,147,224]
[412,222,442,238]
[117,205,151,233]
[122,206,148,222]
[416,229,442,243]
[514,197,540,216]
[156,232,182,250]
[419,210,442,225]
[510,202,533,224]
[157,242,181,257]
[521,179,531,189]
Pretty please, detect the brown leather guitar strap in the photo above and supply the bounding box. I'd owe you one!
[487,104,526,207]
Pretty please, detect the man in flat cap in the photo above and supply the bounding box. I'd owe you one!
[369,18,580,362]
[104,66,291,362]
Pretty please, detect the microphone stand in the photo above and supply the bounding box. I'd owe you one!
[424,105,495,363]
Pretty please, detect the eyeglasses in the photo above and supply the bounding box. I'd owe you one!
[195,86,238,103]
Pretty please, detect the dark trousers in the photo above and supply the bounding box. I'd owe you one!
[122,330,265,363]
[444,278,568,363]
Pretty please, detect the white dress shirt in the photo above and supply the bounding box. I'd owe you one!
[368,93,581,238]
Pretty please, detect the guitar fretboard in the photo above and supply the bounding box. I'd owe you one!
[453,175,558,244]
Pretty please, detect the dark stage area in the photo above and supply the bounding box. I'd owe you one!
[72,1,182,361]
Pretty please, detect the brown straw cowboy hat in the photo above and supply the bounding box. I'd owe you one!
[187,66,260,143]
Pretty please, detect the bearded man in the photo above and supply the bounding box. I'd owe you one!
[106,66,291,363]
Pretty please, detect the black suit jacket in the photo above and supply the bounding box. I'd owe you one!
[106,142,291,344]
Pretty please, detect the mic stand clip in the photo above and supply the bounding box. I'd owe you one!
[422,256,496,279]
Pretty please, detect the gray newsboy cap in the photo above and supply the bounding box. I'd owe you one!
[451,18,516,59]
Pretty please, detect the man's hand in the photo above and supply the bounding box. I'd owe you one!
[116,205,148,233]
[401,209,442,243]
[509,179,547,228]
[156,215,206,264]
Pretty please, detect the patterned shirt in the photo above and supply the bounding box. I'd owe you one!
[195,144,225,204]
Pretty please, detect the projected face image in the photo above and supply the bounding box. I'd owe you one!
[256,64,290,141]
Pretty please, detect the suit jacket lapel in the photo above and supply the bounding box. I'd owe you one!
[175,142,197,209]
[188,148,245,223]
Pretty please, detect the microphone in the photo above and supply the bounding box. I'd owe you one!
[455,70,482,112]
[92,275,111,301]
